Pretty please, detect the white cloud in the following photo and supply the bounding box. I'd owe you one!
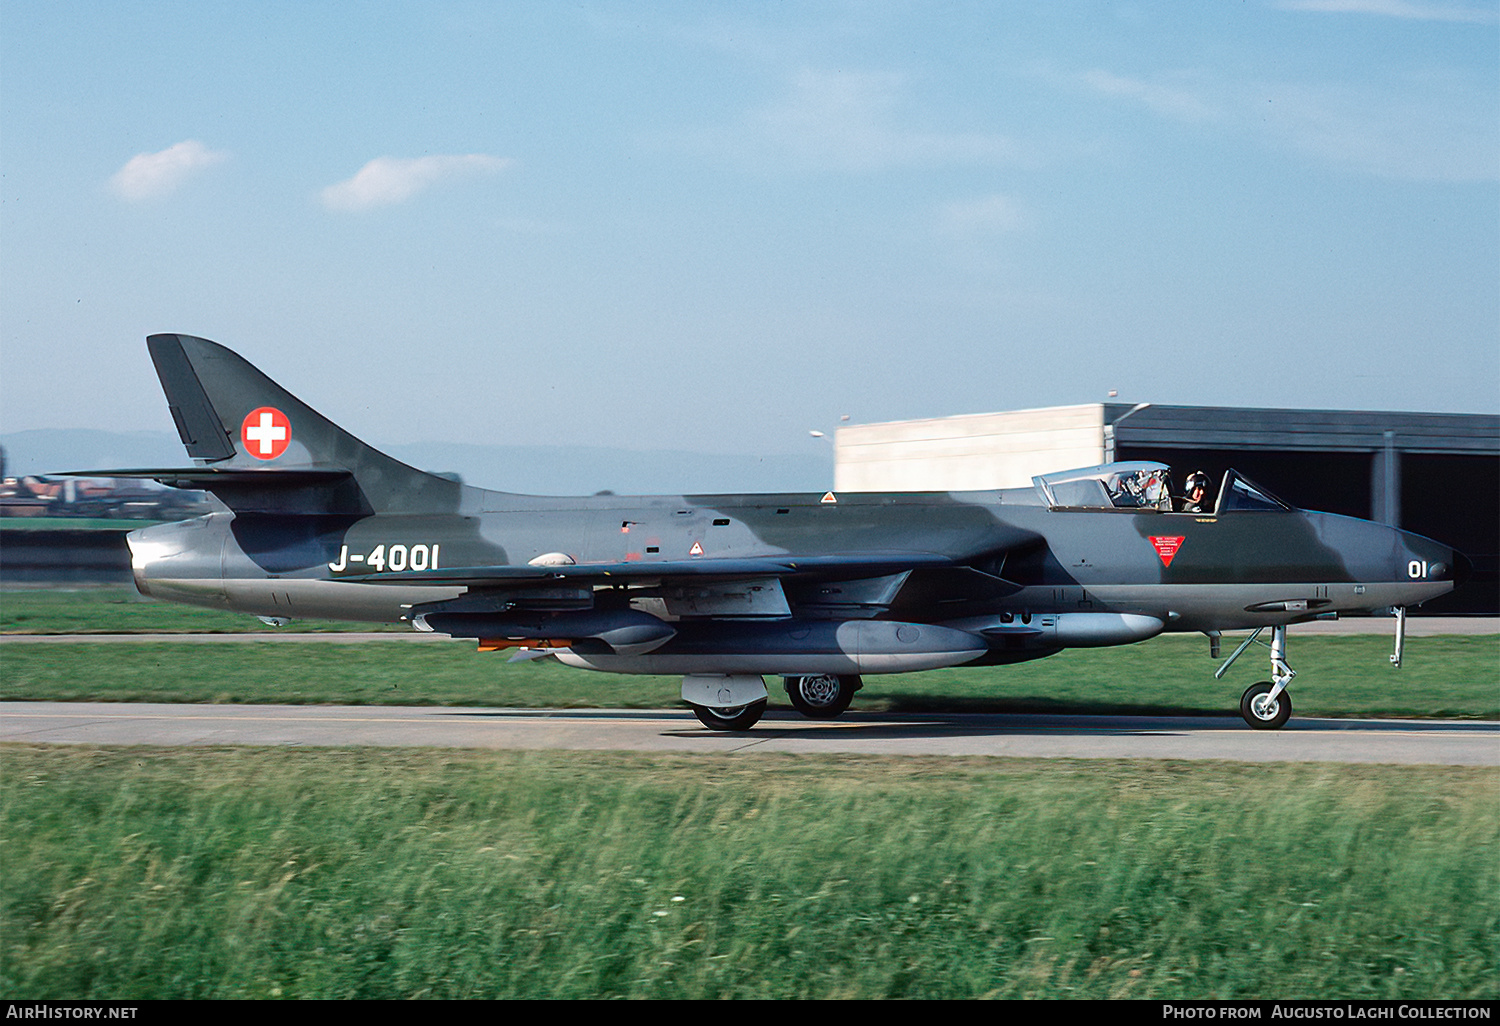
[682,69,1030,174]
[1275,0,1498,23]
[109,141,228,201]
[937,194,1030,236]
[1256,77,1499,182]
[320,155,512,211]
[1078,70,1220,123]
[1063,62,1496,182]
[773,70,1030,170]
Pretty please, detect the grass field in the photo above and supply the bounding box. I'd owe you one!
[0,519,162,531]
[4,587,1498,718]
[4,588,1495,999]
[3,634,1496,719]
[0,587,402,634]
[2,744,1495,1000]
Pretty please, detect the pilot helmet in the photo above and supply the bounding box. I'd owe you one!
[1187,471,1209,493]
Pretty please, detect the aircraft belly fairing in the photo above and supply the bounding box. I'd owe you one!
[86,334,1468,732]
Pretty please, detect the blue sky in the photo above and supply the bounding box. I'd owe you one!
[2,0,1496,461]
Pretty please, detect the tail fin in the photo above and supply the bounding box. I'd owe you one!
[143,334,459,514]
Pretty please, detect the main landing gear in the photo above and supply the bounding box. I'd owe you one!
[1216,624,1296,730]
[784,674,862,719]
[684,674,863,731]
[691,700,768,731]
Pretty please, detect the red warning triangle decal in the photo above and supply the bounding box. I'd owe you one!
[1150,536,1185,568]
[689,541,704,556]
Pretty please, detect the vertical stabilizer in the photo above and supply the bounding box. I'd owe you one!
[147,334,460,514]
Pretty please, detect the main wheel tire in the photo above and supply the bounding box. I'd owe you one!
[691,699,767,731]
[1240,681,1292,730]
[784,674,859,719]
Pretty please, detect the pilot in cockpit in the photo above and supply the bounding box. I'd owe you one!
[1182,470,1211,513]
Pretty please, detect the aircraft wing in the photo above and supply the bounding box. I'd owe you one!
[353,551,968,587]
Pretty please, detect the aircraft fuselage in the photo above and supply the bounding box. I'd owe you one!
[128,482,1460,650]
[89,334,1468,730]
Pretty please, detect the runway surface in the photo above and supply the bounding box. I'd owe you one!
[2,702,1495,766]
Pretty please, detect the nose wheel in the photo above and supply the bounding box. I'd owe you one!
[1216,624,1297,730]
[1240,680,1292,730]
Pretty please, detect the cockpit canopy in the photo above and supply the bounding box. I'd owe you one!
[1032,462,1292,514]
[1035,462,1174,511]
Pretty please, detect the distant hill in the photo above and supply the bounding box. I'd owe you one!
[1,430,186,478]
[1,429,831,497]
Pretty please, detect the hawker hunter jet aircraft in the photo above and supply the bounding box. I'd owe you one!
[76,335,1467,731]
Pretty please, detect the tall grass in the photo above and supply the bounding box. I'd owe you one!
[2,745,1495,999]
[0,587,401,634]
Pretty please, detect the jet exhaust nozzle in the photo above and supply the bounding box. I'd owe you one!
[124,517,230,609]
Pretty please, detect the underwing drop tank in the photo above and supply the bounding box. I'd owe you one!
[553,619,988,676]
[946,612,1166,649]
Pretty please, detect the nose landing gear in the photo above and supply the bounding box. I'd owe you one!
[1216,624,1296,730]
[1239,680,1292,730]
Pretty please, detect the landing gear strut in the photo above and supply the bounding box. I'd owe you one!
[1217,624,1296,730]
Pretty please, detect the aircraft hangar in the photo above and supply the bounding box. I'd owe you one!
[833,403,1500,614]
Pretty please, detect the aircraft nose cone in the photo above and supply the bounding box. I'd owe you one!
[1421,549,1470,585]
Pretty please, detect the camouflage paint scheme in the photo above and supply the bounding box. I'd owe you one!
[93,335,1465,730]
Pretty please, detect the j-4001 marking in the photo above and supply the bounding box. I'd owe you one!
[328,544,439,573]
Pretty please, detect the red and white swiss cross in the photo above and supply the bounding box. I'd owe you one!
[241,407,292,460]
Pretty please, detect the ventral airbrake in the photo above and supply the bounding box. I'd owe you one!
[73,335,1467,731]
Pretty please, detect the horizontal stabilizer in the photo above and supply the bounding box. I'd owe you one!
[55,468,353,488]
[53,466,365,515]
